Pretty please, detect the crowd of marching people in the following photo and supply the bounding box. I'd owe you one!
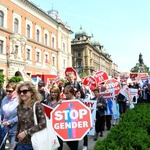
[0,72,149,150]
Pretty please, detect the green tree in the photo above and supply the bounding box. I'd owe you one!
[80,72,87,78]
[130,63,150,75]
[60,78,67,84]
[0,73,5,88]
[8,76,23,83]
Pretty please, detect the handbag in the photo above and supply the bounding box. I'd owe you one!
[31,102,60,150]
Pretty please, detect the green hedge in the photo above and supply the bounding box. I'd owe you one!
[94,104,150,150]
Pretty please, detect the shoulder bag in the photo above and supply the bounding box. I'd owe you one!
[31,102,60,150]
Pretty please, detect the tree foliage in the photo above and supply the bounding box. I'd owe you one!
[0,73,5,88]
[60,78,67,84]
[130,63,150,75]
[80,72,87,78]
[8,76,23,83]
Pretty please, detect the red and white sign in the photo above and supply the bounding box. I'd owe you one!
[99,91,114,100]
[94,70,109,87]
[51,100,92,141]
[105,78,121,96]
[65,67,77,80]
[83,100,97,136]
[82,76,97,91]
[42,104,53,119]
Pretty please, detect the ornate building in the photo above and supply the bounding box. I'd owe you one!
[0,0,73,84]
[71,27,116,76]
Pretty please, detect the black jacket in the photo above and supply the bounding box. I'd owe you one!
[117,93,125,102]
[92,96,107,116]
[65,81,81,91]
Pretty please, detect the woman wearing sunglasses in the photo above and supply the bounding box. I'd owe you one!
[1,82,18,150]
[13,81,46,150]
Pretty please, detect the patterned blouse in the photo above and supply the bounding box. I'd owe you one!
[15,102,46,144]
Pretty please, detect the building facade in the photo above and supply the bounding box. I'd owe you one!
[0,0,73,84]
[71,27,116,77]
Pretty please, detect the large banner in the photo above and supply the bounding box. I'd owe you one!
[83,99,97,136]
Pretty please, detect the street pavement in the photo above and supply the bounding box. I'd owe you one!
[63,129,110,150]
[5,128,110,150]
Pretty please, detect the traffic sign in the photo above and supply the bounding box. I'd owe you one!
[51,100,92,141]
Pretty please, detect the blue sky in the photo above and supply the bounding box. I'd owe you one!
[31,0,150,72]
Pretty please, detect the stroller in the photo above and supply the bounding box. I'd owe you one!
[0,124,8,150]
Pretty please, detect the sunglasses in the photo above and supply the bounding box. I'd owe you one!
[18,89,30,94]
[6,90,14,93]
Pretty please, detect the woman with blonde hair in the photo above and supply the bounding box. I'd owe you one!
[45,85,63,150]
[45,86,61,108]
[13,81,46,150]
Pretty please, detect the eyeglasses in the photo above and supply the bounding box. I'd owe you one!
[6,90,14,93]
[51,91,57,94]
[18,89,30,94]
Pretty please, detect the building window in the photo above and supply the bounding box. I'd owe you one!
[0,11,4,27]
[36,51,40,62]
[14,18,19,33]
[52,56,55,66]
[63,43,65,51]
[26,49,30,60]
[77,61,81,67]
[52,37,54,48]
[14,45,18,56]
[36,29,39,42]
[27,73,31,76]
[45,54,48,62]
[0,40,3,54]
[27,24,30,38]
[63,60,65,68]
[0,69,3,73]
[78,52,81,57]
[45,34,47,45]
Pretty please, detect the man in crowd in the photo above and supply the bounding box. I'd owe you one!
[65,73,82,92]
[38,80,49,103]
